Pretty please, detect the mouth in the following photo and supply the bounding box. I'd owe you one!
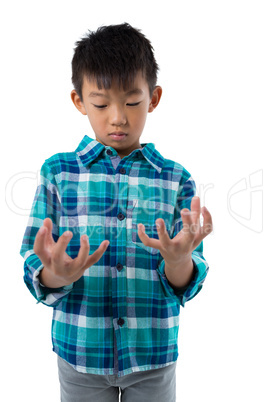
[108,132,127,140]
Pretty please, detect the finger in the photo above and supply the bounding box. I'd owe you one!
[33,226,51,266]
[200,206,213,239]
[43,218,56,246]
[82,240,110,270]
[52,230,73,263]
[155,219,171,250]
[190,196,201,227]
[72,235,90,270]
[180,208,195,240]
[137,224,161,250]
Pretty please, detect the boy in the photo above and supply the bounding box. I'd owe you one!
[20,23,212,402]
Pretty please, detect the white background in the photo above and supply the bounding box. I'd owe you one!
[1,1,267,401]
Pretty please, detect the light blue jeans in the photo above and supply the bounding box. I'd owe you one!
[58,356,177,402]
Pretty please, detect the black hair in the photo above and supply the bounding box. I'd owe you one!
[71,23,159,100]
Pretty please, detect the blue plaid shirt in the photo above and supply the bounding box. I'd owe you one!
[20,135,209,377]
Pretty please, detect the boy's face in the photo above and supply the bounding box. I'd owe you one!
[71,71,162,159]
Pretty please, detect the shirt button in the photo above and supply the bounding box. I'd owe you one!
[117,318,125,327]
[106,149,113,155]
[117,213,125,221]
[116,263,123,272]
[119,168,126,174]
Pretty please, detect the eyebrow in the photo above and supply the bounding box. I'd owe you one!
[126,88,144,96]
[88,88,144,98]
[88,92,108,98]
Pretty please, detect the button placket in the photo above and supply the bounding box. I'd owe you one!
[112,160,129,339]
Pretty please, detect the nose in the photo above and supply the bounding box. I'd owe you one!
[109,104,127,126]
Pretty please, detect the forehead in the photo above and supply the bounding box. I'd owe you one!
[82,71,149,97]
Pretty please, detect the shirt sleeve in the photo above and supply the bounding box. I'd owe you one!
[20,160,74,307]
[157,169,209,307]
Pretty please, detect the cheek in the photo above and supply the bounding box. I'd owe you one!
[134,109,148,129]
[87,113,104,133]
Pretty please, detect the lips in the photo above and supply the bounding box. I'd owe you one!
[109,132,127,136]
[109,132,127,140]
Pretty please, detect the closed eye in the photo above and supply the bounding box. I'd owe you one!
[126,102,141,107]
[93,104,107,109]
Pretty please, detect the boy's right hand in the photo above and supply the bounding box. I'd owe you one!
[33,218,109,288]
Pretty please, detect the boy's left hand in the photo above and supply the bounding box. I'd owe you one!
[137,196,213,268]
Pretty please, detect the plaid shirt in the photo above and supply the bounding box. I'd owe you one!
[20,135,209,377]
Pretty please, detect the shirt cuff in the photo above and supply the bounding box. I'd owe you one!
[24,253,74,307]
[33,267,74,306]
[157,252,209,307]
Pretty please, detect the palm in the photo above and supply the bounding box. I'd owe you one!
[137,196,212,266]
[33,217,109,286]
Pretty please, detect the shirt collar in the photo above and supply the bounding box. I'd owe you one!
[76,135,165,173]
[76,135,105,166]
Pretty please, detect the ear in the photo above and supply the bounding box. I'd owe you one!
[71,90,87,115]
[148,86,162,113]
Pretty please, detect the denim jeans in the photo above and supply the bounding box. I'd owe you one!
[58,356,177,402]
